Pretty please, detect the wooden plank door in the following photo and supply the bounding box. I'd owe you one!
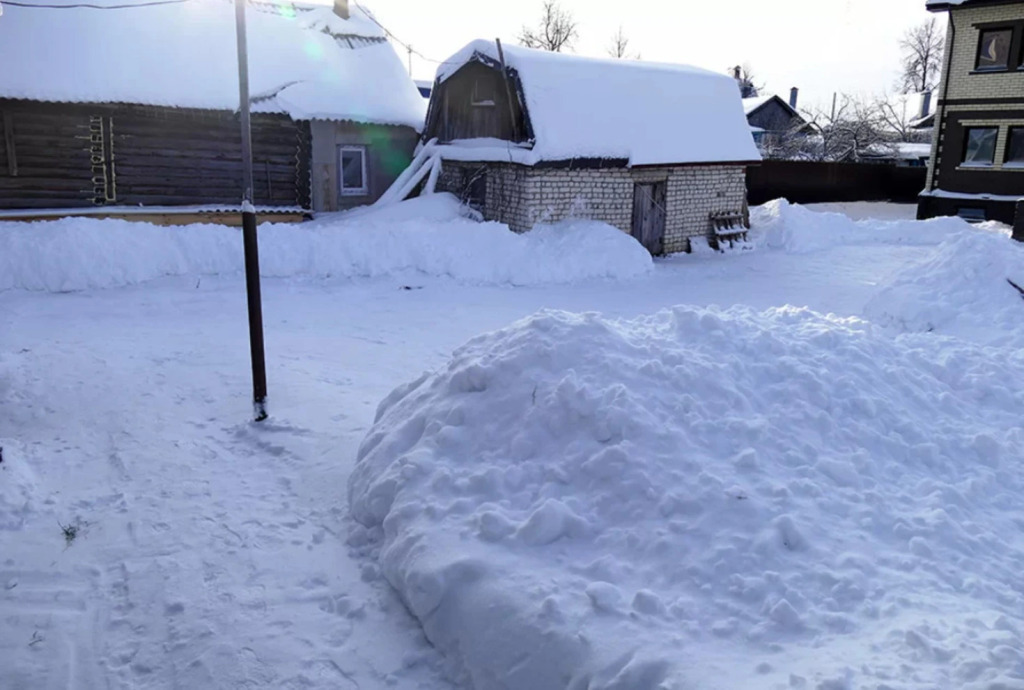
[631,181,666,255]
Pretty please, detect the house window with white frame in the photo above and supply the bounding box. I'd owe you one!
[339,145,368,196]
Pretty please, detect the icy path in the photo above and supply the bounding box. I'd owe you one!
[0,244,925,689]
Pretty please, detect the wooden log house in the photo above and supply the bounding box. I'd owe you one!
[0,0,425,223]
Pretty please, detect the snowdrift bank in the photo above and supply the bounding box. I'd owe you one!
[749,198,988,253]
[865,228,1024,344]
[0,195,651,292]
[350,306,1024,690]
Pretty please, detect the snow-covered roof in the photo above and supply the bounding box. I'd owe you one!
[0,0,426,129]
[896,142,933,160]
[742,94,804,120]
[926,0,970,9]
[434,40,760,167]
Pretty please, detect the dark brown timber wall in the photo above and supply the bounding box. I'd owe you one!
[423,60,532,144]
[747,160,927,205]
[0,100,311,209]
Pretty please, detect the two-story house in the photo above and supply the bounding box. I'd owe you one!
[918,0,1024,224]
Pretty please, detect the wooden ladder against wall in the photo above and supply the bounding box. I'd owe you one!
[710,211,749,249]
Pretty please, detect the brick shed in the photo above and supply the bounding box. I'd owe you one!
[421,40,761,255]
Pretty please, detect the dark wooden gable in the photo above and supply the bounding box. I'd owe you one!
[423,56,533,145]
[746,97,807,134]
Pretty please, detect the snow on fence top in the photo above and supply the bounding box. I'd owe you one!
[435,40,760,167]
[0,0,426,129]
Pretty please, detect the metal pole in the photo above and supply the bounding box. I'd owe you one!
[235,0,268,421]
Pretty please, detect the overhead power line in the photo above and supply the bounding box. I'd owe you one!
[352,0,452,67]
[3,0,189,8]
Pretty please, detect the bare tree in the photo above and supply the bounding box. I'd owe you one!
[758,122,813,161]
[731,64,762,98]
[875,93,932,143]
[608,26,639,59]
[798,96,896,162]
[897,18,945,94]
[519,0,578,53]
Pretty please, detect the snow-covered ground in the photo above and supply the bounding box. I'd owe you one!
[2,197,1022,689]
[803,201,918,221]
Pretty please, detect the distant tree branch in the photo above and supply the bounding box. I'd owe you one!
[731,64,762,98]
[608,25,639,59]
[519,0,578,53]
[898,18,945,94]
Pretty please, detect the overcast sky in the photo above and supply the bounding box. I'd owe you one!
[364,0,940,111]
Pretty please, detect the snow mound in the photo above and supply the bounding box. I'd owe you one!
[350,306,1024,690]
[0,195,651,292]
[750,198,982,252]
[865,227,1024,344]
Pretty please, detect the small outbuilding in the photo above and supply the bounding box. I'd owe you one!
[0,0,425,222]
[422,40,760,255]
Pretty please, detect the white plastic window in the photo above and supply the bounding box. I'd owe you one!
[339,146,368,196]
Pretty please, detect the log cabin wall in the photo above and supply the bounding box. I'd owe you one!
[424,61,531,144]
[0,102,95,209]
[0,99,312,210]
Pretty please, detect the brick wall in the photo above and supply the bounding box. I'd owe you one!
[944,4,1024,102]
[437,160,748,254]
[925,4,1024,192]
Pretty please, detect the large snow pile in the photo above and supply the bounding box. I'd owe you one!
[349,306,1024,690]
[0,196,651,292]
[749,199,978,253]
[864,227,1024,344]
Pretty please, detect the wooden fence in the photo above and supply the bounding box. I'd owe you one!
[747,160,927,206]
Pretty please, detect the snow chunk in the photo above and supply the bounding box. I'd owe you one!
[0,195,651,292]
[350,305,1024,689]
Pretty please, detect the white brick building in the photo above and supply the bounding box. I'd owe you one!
[422,41,760,255]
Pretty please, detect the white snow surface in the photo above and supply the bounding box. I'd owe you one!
[865,227,1024,345]
[749,198,976,253]
[0,195,652,292]
[434,40,760,166]
[0,0,426,128]
[5,199,1024,690]
[350,304,1024,690]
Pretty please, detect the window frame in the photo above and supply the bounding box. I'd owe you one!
[1005,127,1024,167]
[961,126,999,167]
[470,77,497,108]
[976,27,1014,71]
[957,207,987,223]
[338,145,369,197]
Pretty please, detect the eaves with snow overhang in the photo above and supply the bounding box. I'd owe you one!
[426,39,760,168]
[927,0,1023,12]
[0,0,425,130]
